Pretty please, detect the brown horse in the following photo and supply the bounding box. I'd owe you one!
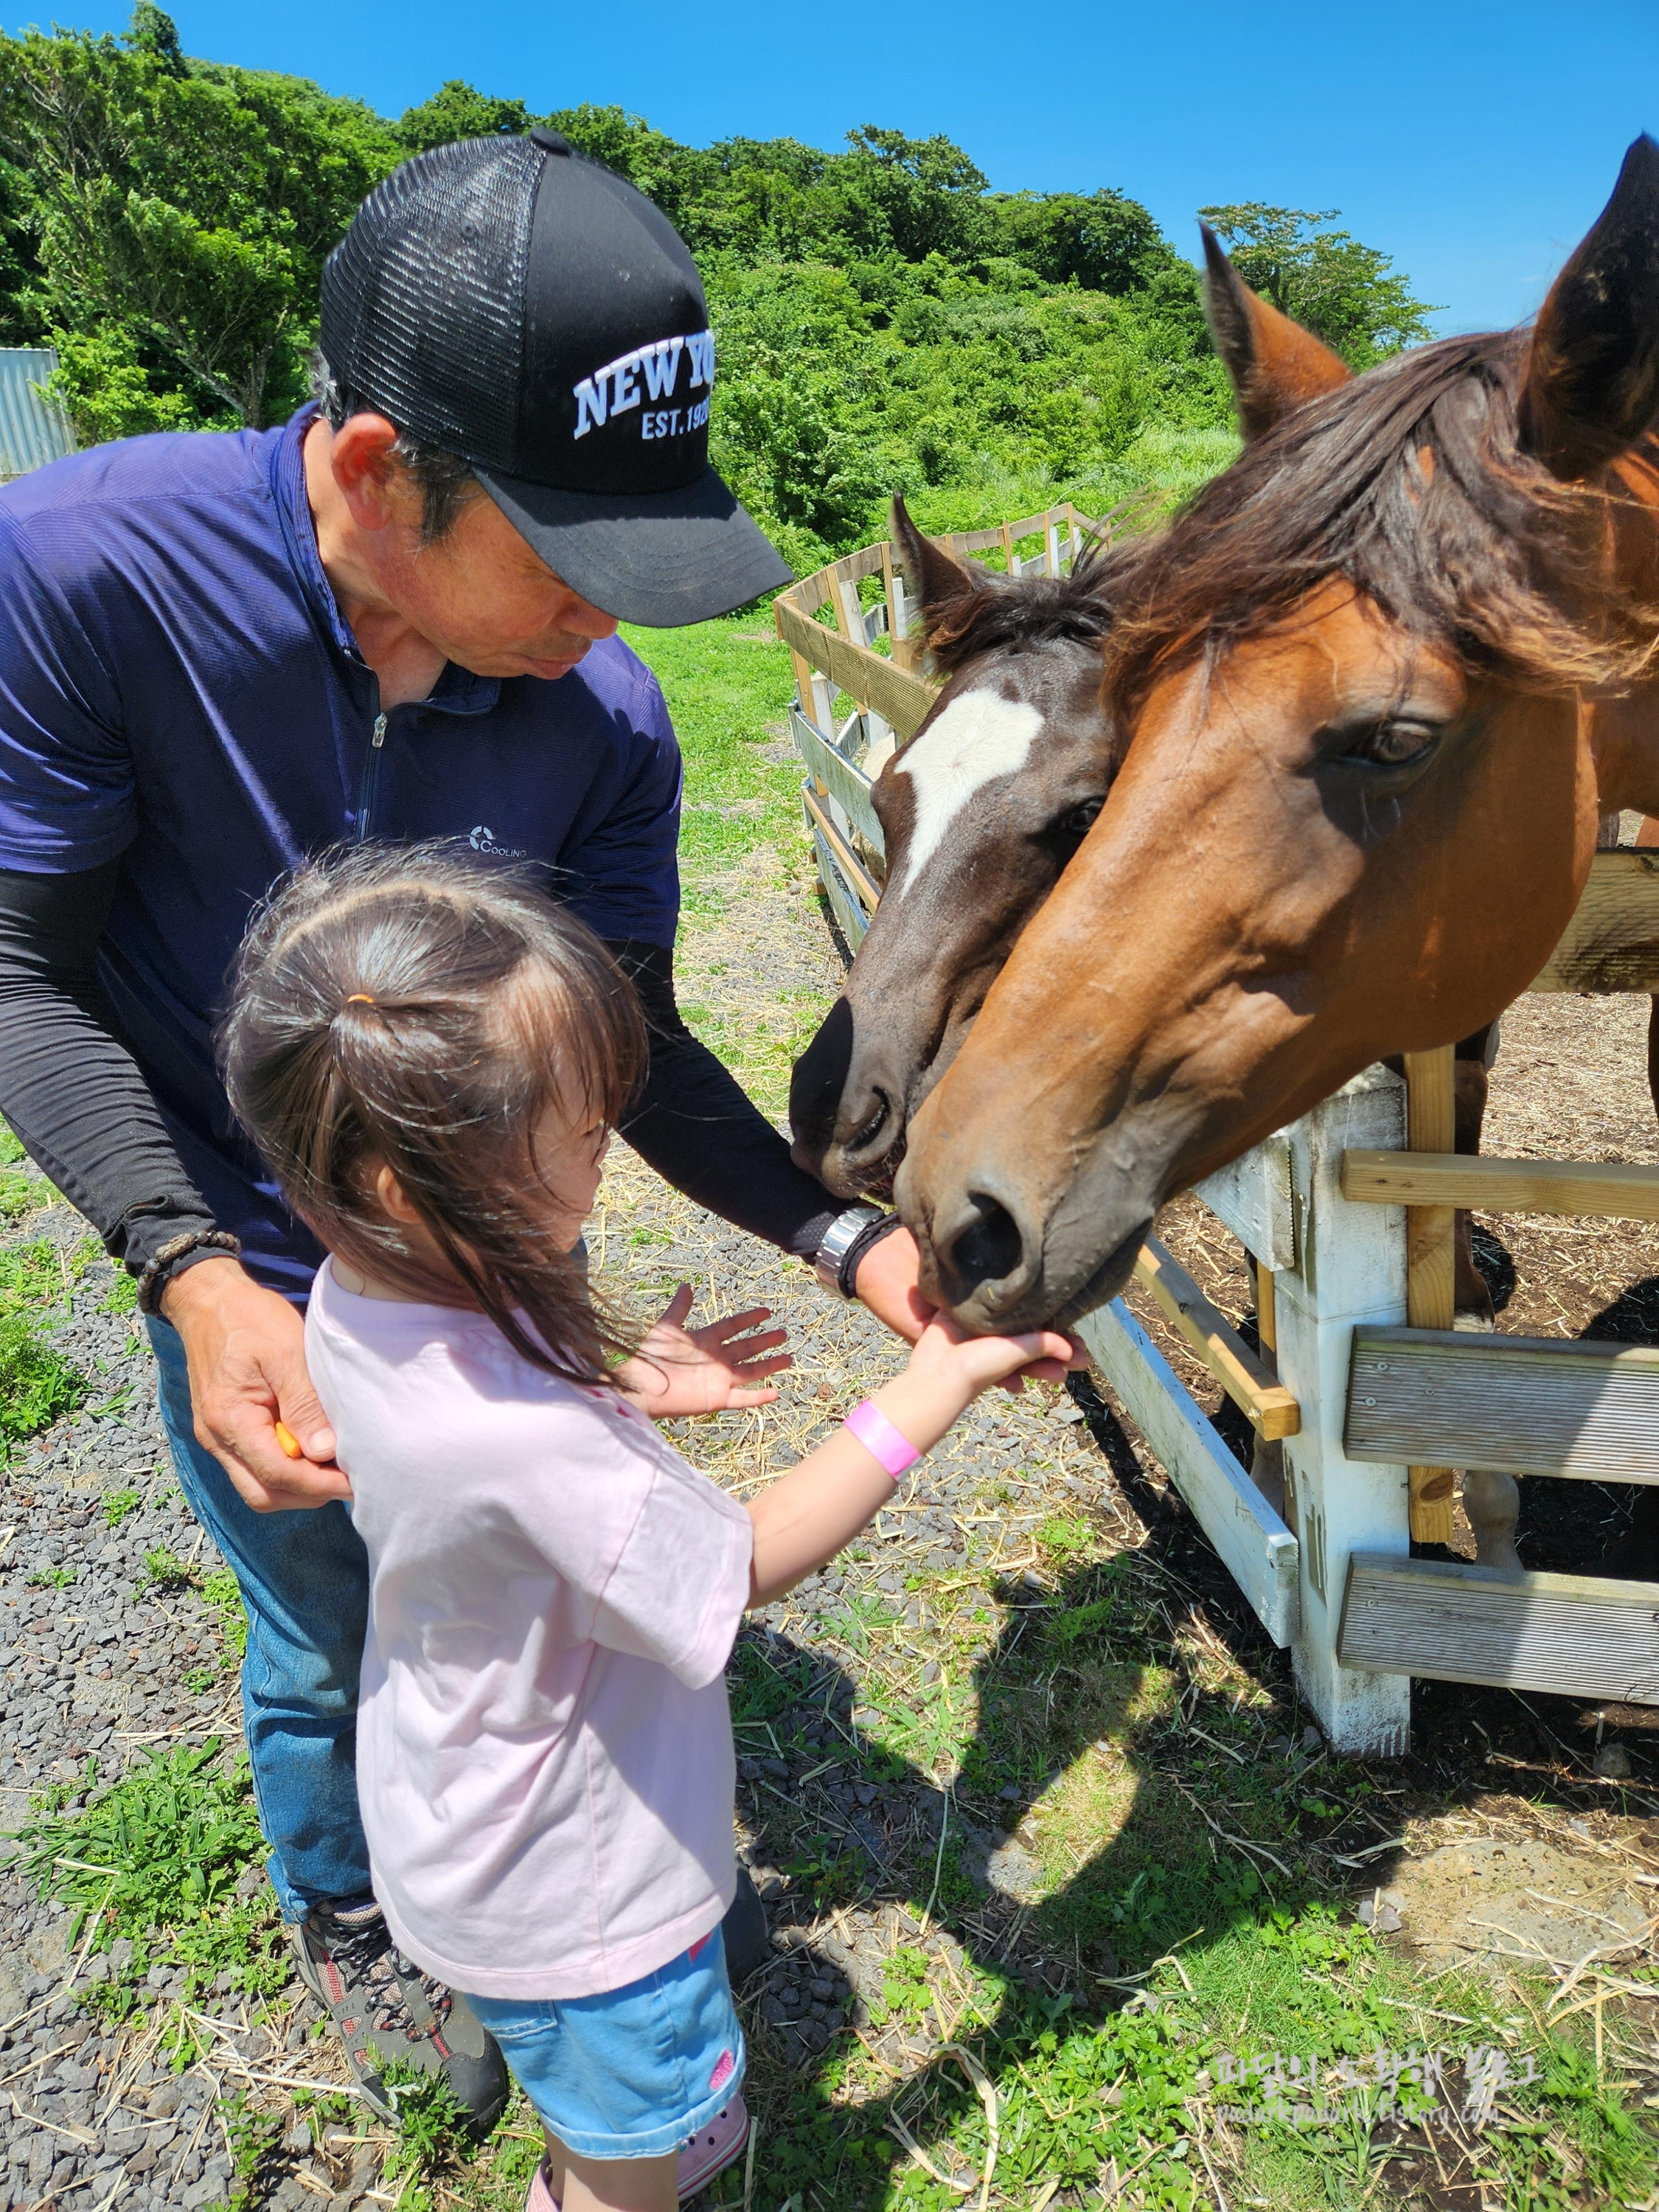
[897,137,1659,1345]
[788,501,1125,1198]
[798,257,1500,1321]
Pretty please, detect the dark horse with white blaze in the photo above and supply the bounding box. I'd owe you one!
[897,140,1659,1367]
[788,500,1125,1199]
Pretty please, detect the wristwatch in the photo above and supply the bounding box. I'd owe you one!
[811,1203,889,1297]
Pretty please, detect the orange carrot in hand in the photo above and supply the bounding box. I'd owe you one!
[273,1419,303,1460]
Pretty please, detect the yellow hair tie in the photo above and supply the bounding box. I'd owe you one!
[345,993,376,1006]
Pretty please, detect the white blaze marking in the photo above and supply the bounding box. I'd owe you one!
[891,691,1043,897]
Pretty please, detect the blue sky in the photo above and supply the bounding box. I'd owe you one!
[14,0,1658,333]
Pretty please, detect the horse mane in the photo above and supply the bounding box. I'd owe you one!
[922,541,1135,674]
[1102,330,1659,720]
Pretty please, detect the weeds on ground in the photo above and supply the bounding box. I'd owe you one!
[143,1543,195,1590]
[0,1307,86,1448]
[209,2092,283,2212]
[379,2066,490,2210]
[0,1168,35,1220]
[709,1517,1659,2209]
[0,1238,71,1313]
[100,1270,139,1315]
[102,1486,142,1528]
[202,1567,249,1660]
[14,1739,282,2014]
[144,1555,250,1689]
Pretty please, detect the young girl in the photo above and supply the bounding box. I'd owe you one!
[221,846,1077,2212]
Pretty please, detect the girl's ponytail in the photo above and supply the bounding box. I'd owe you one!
[220,842,647,1386]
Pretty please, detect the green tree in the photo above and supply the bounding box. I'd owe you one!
[125,3,184,75]
[1197,201,1438,367]
[397,78,531,153]
[0,10,401,435]
[990,187,1164,296]
[836,125,990,263]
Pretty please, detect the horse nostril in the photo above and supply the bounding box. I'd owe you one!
[950,1193,1026,1292]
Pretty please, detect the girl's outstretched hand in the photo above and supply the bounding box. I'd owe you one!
[900,1311,1086,1423]
[619,1284,793,1417]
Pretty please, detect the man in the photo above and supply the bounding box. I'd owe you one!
[0,129,923,2129]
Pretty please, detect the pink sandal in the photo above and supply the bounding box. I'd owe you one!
[675,2094,750,2199]
[524,2093,750,2207]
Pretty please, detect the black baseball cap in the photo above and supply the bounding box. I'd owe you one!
[320,128,793,625]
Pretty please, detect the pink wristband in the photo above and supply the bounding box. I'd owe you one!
[844,1397,921,1480]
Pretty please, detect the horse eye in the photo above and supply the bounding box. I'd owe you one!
[1058,798,1105,837]
[1343,721,1441,769]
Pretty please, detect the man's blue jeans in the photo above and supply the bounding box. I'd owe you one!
[147,1317,372,1919]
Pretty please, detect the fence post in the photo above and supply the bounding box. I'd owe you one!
[880,540,899,642]
[835,574,863,646]
[1273,1066,1413,1753]
[1402,1047,1458,1545]
[1046,510,1062,577]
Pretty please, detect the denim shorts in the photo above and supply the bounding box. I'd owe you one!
[462,1928,746,2160]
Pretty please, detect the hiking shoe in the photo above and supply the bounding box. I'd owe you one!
[524,2095,750,2208]
[288,1893,509,2136]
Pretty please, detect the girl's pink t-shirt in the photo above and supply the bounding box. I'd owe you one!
[305,1260,755,2000]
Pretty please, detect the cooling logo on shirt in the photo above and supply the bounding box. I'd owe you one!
[572,329,715,444]
[467,824,527,858]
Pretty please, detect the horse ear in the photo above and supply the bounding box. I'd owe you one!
[1519,135,1659,481]
[1201,223,1351,442]
[889,495,984,640]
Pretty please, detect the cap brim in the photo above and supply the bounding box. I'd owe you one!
[474,464,793,625]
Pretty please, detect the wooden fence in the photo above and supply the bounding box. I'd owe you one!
[781,518,1659,1752]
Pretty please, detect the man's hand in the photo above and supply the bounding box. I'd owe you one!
[161,1257,350,1512]
[849,1225,933,1343]
[619,1284,792,1417]
[852,1225,1080,1385]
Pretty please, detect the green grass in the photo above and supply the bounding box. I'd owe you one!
[102,1486,142,1528]
[621,613,799,878]
[142,1543,195,1591]
[14,1740,282,2015]
[0,1170,35,1221]
[201,1567,249,1663]
[213,2093,285,2212]
[0,1239,66,1311]
[381,2067,485,2202]
[0,1308,86,1448]
[621,613,827,1120]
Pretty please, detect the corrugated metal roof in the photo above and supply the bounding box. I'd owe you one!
[0,349,75,479]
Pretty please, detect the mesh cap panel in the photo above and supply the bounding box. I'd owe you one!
[320,137,539,472]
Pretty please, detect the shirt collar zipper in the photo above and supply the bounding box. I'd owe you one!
[356,694,388,841]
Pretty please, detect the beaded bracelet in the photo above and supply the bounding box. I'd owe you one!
[136,1228,243,1317]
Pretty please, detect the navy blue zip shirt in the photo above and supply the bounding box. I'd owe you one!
[0,408,834,1298]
